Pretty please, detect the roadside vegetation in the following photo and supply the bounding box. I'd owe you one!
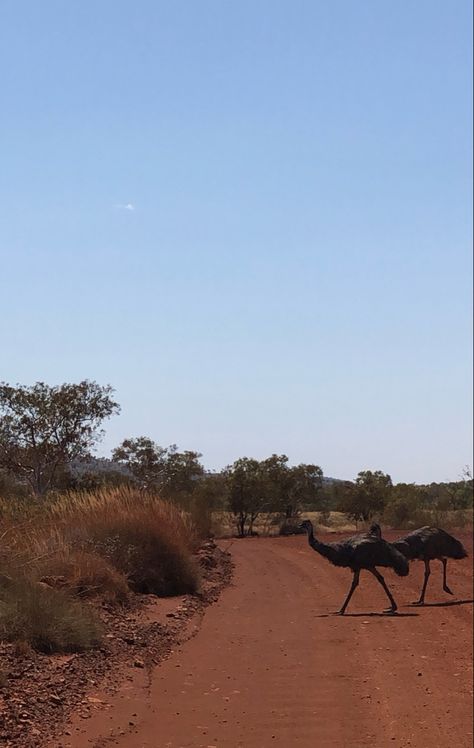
[0,379,472,652]
[0,487,200,652]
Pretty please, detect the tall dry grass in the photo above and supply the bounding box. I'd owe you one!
[0,487,200,652]
[0,578,102,653]
[55,488,199,595]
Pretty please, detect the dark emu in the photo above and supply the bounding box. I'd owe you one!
[390,526,468,605]
[299,520,409,615]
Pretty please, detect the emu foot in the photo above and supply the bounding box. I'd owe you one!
[443,585,454,595]
[383,607,398,615]
[410,600,425,606]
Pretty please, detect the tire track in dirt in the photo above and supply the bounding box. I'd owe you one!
[54,533,473,748]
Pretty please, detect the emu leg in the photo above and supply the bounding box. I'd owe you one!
[337,570,360,615]
[369,568,398,613]
[442,558,454,595]
[413,559,431,605]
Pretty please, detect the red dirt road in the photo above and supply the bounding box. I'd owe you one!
[55,532,473,748]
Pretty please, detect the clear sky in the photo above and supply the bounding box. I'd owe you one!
[0,1,472,483]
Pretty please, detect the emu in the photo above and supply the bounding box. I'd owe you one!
[390,526,468,605]
[299,520,409,615]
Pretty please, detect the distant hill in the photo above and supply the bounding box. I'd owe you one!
[68,457,133,479]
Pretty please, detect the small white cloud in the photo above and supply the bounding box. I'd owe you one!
[114,202,135,211]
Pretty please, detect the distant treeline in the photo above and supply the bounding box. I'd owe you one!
[0,380,472,535]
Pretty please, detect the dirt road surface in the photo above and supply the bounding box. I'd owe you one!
[54,532,473,748]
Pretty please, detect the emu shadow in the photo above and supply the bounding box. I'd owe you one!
[408,598,474,608]
[316,611,419,618]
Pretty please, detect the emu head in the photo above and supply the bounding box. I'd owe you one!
[298,519,313,533]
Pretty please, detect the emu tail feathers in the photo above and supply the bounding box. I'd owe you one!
[440,529,468,559]
[451,539,468,560]
[389,545,410,576]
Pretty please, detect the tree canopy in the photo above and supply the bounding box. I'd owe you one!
[340,469,393,523]
[0,381,119,496]
[224,454,324,536]
[112,437,204,499]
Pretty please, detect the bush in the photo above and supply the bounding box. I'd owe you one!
[0,486,200,655]
[0,579,102,653]
[187,474,226,539]
[56,488,200,597]
[38,549,129,604]
[88,523,199,596]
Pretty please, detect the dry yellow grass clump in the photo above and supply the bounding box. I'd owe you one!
[0,577,103,653]
[0,487,200,652]
[52,487,200,596]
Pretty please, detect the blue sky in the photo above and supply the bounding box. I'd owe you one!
[0,1,472,483]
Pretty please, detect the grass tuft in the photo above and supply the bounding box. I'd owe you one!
[69,489,200,596]
[0,579,102,653]
[39,548,130,603]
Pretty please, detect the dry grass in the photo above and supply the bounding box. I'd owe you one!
[212,510,359,537]
[38,548,130,603]
[0,487,200,652]
[212,508,473,538]
[0,577,102,653]
[51,487,200,596]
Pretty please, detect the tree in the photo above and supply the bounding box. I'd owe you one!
[224,455,324,536]
[112,438,204,500]
[160,448,204,500]
[260,454,323,518]
[111,437,168,489]
[0,469,31,502]
[286,463,324,517]
[224,457,266,537]
[329,480,356,512]
[384,483,427,527]
[445,467,473,511]
[342,470,392,523]
[0,381,119,497]
[260,454,291,514]
[190,471,226,537]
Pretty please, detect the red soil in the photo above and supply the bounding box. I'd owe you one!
[50,531,473,748]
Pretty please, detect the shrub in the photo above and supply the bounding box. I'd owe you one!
[187,475,226,538]
[86,522,198,596]
[38,549,129,604]
[0,579,102,653]
[0,484,200,657]
[55,488,200,597]
[383,499,431,529]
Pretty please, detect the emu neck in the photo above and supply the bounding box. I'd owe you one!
[306,528,340,564]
